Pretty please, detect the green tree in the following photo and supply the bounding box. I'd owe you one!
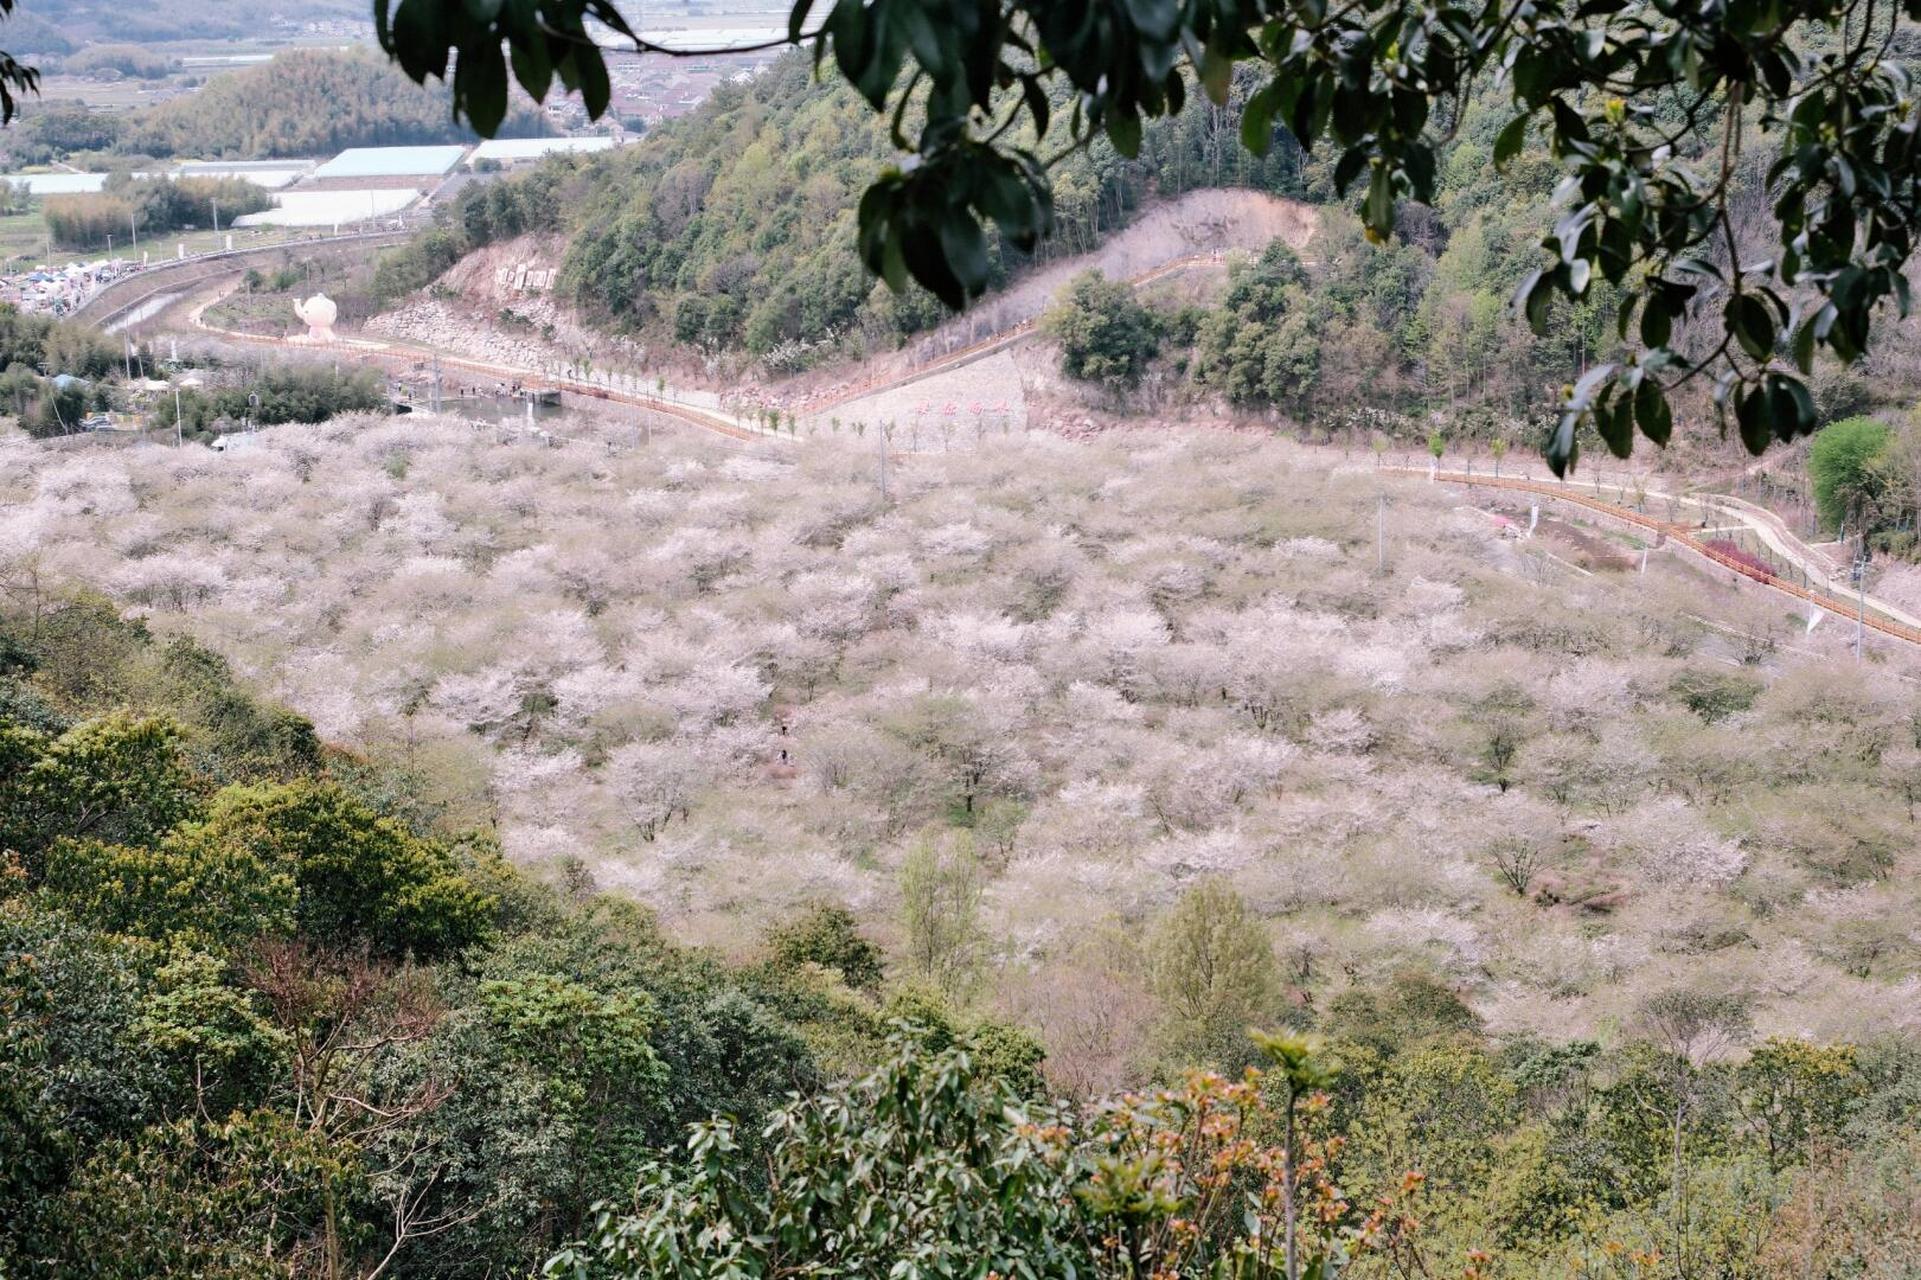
[475,971,668,1227]
[1349,1041,1518,1204]
[0,712,199,872]
[1808,416,1892,536]
[1193,243,1320,416]
[764,902,884,992]
[52,1111,355,1280]
[1043,270,1160,392]
[882,985,1048,1097]
[1,901,171,1263]
[40,830,297,946]
[134,948,289,1120]
[898,832,983,996]
[546,1026,1415,1280]
[1632,989,1754,1274]
[1149,879,1279,1070]
[191,781,491,957]
[1324,970,1482,1055]
[1734,1039,1867,1173]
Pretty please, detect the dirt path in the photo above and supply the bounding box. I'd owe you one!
[791,190,1319,417]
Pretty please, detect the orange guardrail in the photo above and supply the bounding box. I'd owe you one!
[1429,469,1921,648]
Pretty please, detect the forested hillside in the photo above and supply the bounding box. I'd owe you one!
[121,49,549,159]
[386,42,1921,441]
[0,48,551,167]
[375,52,1602,409]
[377,53,1310,361]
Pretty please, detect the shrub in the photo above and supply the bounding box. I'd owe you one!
[1703,539,1777,579]
[765,903,883,992]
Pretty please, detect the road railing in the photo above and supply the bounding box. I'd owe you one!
[1417,467,1921,648]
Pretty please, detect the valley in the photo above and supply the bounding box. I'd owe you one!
[8,6,1921,1278]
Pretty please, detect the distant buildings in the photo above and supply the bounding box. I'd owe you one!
[0,257,136,315]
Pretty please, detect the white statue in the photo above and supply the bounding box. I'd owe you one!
[293,293,338,343]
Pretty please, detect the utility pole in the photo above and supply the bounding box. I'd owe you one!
[174,378,183,447]
[211,197,220,235]
[130,207,137,248]
[1376,491,1386,573]
[1854,548,1867,662]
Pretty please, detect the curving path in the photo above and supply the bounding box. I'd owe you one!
[1404,467,1921,647]
[796,252,1246,414]
[74,230,413,330]
[185,283,776,444]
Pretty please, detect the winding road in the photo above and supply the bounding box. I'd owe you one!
[146,251,1921,652]
[1400,466,1921,648]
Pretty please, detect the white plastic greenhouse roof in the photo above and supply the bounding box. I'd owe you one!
[0,173,109,194]
[470,137,616,162]
[230,189,419,227]
[312,146,467,179]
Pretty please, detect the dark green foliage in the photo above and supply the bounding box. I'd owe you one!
[1,596,319,782]
[50,1111,352,1280]
[43,176,273,250]
[188,781,490,958]
[1671,668,1764,723]
[0,906,170,1255]
[125,48,549,159]
[159,365,389,438]
[548,1028,1090,1280]
[19,380,86,439]
[8,109,121,164]
[384,54,1302,361]
[0,303,119,383]
[156,639,323,783]
[1192,242,1321,413]
[0,712,200,872]
[765,902,884,992]
[40,831,297,946]
[1043,270,1161,391]
[556,59,918,352]
[882,985,1048,1098]
[0,590,834,1279]
[372,227,467,307]
[0,304,126,439]
[371,181,562,307]
[1324,970,1482,1055]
